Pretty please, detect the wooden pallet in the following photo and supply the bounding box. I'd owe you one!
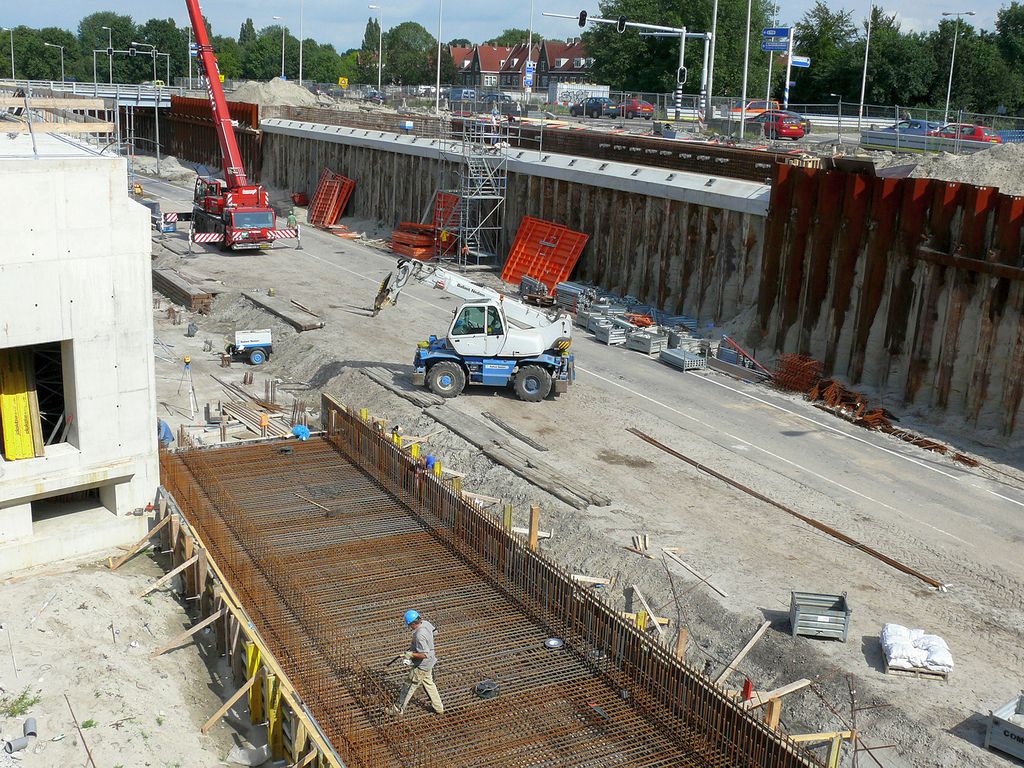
[883,657,950,682]
[152,268,213,313]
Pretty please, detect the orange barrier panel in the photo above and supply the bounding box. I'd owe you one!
[500,216,589,294]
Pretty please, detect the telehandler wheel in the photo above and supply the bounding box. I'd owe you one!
[514,365,552,402]
[427,361,466,398]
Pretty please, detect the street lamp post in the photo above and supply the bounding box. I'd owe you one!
[102,25,113,84]
[273,16,285,78]
[1,28,14,80]
[131,41,162,174]
[299,0,304,85]
[857,7,872,133]
[368,5,383,93]
[43,42,65,83]
[942,10,975,124]
[434,0,442,113]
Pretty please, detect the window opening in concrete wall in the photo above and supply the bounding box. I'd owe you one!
[0,341,72,461]
[31,488,101,526]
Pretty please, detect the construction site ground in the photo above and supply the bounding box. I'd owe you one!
[0,553,262,768]
[141,173,1024,768]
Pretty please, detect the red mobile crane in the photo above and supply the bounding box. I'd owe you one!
[184,0,286,250]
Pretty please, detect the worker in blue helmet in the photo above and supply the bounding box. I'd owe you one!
[391,609,444,716]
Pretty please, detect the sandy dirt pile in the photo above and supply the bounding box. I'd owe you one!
[0,555,250,767]
[881,142,1024,194]
[230,77,321,108]
[132,152,199,184]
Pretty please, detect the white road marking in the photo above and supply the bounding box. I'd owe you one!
[575,365,974,546]
[693,375,961,480]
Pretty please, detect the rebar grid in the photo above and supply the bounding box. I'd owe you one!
[159,399,823,768]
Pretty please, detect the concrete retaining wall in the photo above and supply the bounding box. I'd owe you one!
[260,122,767,323]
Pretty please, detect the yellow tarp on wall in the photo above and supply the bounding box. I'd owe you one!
[0,349,36,460]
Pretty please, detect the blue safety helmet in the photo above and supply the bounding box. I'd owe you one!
[404,609,420,625]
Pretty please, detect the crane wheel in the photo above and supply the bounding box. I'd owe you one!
[514,365,552,402]
[427,361,466,398]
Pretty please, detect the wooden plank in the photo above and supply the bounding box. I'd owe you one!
[622,610,670,626]
[790,730,856,743]
[528,505,541,552]
[291,750,318,768]
[570,574,611,586]
[242,291,325,331]
[137,554,199,597]
[0,97,106,109]
[151,608,225,658]
[733,679,812,709]
[674,628,689,659]
[763,697,782,730]
[200,674,257,734]
[662,548,729,597]
[715,620,771,686]
[23,352,44,457]
[107,515,172,570]
[511,526,551,539]
[295,493,331,513]
[1,122,115,134]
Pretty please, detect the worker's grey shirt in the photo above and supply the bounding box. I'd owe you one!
[409,620,437,671]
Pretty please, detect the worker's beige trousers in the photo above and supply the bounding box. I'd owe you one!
[397,666,444,714]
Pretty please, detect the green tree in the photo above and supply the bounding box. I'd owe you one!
[793,1,857,103]
[238,18,257,47]
[136,18,188,83]
[212,35,244,79]
[485,28,542,46]
[858,11,935,108]
[76,12,137,82]
[584,0,770,96]
[448,37,472,47]
[382,22,436,84]
[359,16,381,83]
[302,39,344,84]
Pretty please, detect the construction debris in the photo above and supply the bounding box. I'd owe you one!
[773,355,979,466]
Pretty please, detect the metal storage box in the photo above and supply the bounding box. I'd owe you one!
[985,693,1024,760]
[789,591,851,642]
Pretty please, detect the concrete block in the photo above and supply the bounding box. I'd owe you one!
[0,502,33,543]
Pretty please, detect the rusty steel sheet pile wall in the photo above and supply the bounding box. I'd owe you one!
[165,96,262,180]
[759,163,1024,436]
[260,131,764,324]
[508,172,764,323]
[160,396,821,768]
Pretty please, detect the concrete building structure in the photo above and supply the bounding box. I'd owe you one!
[0,133,158,574]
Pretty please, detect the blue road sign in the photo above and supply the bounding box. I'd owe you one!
[790,55,811,68]
[762,27,790,37]
[761,40,789,52]
[524,73,534,87]
[525,62,535,73]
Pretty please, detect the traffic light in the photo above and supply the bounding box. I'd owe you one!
[128,47,137,57]
[616,16,627,32]
[676,66,688,84]
[578,10,588,27]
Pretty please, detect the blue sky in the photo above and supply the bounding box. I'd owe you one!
[9,1,1004,52]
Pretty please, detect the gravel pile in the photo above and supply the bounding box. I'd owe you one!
[229,77,321,108]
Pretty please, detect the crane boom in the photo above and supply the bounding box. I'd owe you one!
[373,260,566,331]
[184,0,249,189]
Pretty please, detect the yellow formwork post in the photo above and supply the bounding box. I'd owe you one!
[359,407,369,422]
[433,460,443,478]
[826,735,844,768]
[245,642,264,724]
[411,443,420,459]
[635,610,649,631]
[503,504,513,532]
[452,476,462,493]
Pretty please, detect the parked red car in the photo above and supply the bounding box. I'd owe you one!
[609,98,655,120]
[927,123,1002,143]
[755,112,805,140]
